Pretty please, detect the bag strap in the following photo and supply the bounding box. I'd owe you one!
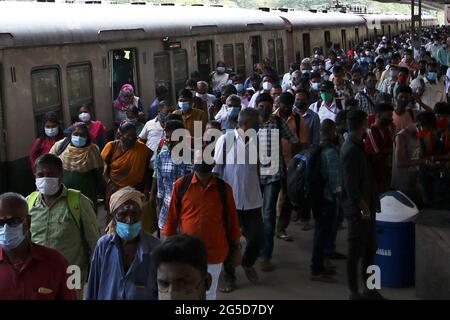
[56,137,71,156]
[27,191,40,210]
[216,178,231,243]
[176,173,194,214]
[293,114,301,137]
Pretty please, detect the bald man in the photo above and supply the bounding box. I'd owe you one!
[85,186,160,300]
[0,192,77,300]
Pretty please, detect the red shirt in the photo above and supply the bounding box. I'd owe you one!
[29,137,59,171]
[365,124,394,194]
[0,243,77,300]
[163,174,241,264]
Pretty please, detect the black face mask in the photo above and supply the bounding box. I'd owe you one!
[396,99,409,110]
[122,137,136,149]
[295,101,308,111]
[280,106,293,118]
[258,107,272,119]
[379,118,392,127]
[194,163,214,173]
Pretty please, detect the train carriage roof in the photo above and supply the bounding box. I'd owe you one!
[0,2,286,49]
[277,11,367,29]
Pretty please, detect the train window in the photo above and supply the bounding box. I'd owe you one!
[355,28,359,44]
[267,39,276,68]
[223,44,235,72]
[154,53,172,103]
[197,40,214,82]
[276,39,285,74]
[235,43,246,78]
[341,30,347,51]
[302,33,311,59]
[250,36,262,66]
[111,49,138,100]
[173,49,188,99]
[31,67,63,134]
[67,64,93,122]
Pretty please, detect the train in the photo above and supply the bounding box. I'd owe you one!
[0,1,438,194]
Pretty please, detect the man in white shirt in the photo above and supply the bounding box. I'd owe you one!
[213,107,264,293]
[281,62,299,92]
[138,101,170,151]
[410,61,446,111]
[309,81,343,123]
[247,75,275,109]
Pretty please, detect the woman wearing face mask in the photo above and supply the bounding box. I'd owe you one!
[126,106,144,136]
[50,122,104,205]
[113,84,144,127]
[248,75,274,108]
[29,111,64,173]
[101,121,152,218]
[77,105,108,151]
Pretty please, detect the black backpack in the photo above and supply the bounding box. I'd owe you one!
[286,144,325,207]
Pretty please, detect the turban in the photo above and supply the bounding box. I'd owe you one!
[109,186,143,214]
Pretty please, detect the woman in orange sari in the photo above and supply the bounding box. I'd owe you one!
[101,121,152,217]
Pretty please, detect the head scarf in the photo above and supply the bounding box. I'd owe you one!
[106,186,143,235]
[109,186,143,214]
[114,84,135,111]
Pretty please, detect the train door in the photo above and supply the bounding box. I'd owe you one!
[302,33,311,59]
[235,43,246,78]
[267,39,276,68]
[0,63,6,192]
[355,28,360,45]
[110,48,138,100]
[341,30,347,51]
[250,36,262,66]
[388,25,392,39]
[197,40,214,82]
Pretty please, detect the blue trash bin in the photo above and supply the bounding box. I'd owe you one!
[374,191,419,288]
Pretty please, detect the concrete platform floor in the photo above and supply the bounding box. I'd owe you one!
[216,220,418,300]
[96,207,418,300]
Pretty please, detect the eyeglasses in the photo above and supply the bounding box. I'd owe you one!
[0,217,24,227]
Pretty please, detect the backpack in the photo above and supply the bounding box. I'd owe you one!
[27,189,91,262]
[176,173,231,243]
[286,144,325,207]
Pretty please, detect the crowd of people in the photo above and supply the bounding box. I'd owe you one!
[1,25,450,300]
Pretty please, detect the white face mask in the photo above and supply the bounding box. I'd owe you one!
[0,223,26,250]
[262,82,273,91]
[35,177,61,196]
[196,92,208,101]
[78,112,91,123]
[44,127,59,138]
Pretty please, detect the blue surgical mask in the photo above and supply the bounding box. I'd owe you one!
[71,135,87,148]
[178,101,190,112]
[312,66,320,71]
[311,82,320,90]
[0,223,25,250]
[427,72,438,81]
[302,70,311,75]
[234,83,244,93]
[115,221,141,241]
[191,90,197,97]
[227,107,240,118]
[159,113,170,123]
[45,127,59,138]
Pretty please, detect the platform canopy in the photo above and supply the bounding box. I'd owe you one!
[374,0,447,11]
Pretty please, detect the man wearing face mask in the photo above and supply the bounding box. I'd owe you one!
[0,192,77,300]
[410,62,446,112]
[211,61,230,96]
[281,62,300,92]
[232,76,250,108]
[173,89,207,138]
[256,93,300,271]
[436,37,450,68]
[102,122,152,218]
[164,150,241,300]
[86,187,160,300]
[217,95,242,132]
[27,154,100,296]
[294,89,321,147]
[331,65,354,103]
[214,85,238,123]
[399,48,419,74]
[139,101,171,152]
[392,85,416,134]
[153,234,212,300]
[365,103,395,194]
[247,75,275,109]
[355,72,391,117]
[196,81,217,114]
[350,68,364,93]
[309,81,342,123]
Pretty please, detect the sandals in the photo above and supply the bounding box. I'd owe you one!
[219,276,235,293]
